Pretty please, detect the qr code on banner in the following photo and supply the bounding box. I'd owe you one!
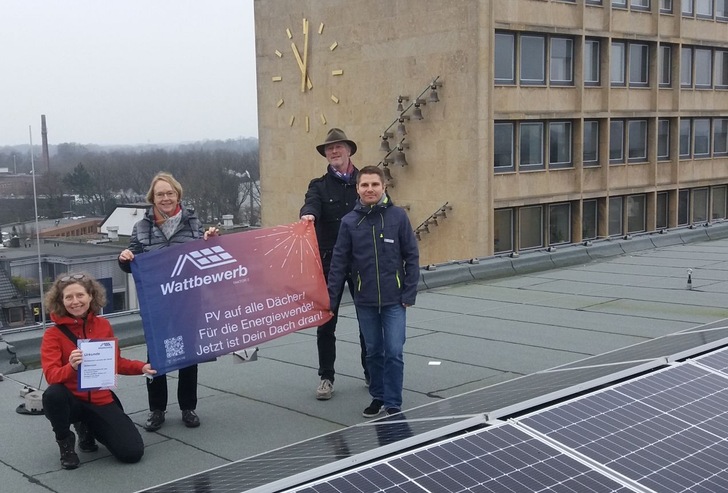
[164,336,185,358]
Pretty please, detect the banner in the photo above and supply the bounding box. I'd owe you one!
[131,221,332,375]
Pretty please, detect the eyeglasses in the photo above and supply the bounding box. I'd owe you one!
[154,191,177,199]
[60,274,86,282]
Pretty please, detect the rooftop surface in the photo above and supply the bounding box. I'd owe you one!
[2,227,728,493]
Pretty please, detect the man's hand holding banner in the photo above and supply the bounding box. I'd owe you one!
[131,221,332,375]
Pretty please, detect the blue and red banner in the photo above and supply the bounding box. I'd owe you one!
[131,221,332,375]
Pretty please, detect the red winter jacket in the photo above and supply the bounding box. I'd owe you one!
[41,312,145,406]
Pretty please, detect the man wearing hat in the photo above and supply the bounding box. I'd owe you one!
[300,128,369,400]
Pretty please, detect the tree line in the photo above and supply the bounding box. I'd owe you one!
[0,139,260,226]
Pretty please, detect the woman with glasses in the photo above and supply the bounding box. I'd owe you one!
[41,272,157,469]
[118,172,218,432]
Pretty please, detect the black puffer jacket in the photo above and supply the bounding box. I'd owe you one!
[118,206,202,274]
[300,166,359,253]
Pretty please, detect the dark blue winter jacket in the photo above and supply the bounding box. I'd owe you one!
[327,195,419,310]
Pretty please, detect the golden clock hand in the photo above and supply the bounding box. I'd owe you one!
[291,41,313,90]
[301,18,309,92]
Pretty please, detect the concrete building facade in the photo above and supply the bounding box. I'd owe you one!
[255,0,728,265]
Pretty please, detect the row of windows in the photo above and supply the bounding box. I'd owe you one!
[494,186,728,253]
[494,117,728,171]
[560,0,728,18]
[495,32,728,89]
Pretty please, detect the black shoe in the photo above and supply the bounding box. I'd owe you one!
[73,422,98,452]
[182,409,200,428]
[144,410,166,432]
[362,399,384,418]
[56,432,80,469]
[385,407,401,416]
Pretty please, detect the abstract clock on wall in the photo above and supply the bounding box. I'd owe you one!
[271,18,343,132]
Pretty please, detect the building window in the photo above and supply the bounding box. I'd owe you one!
[660,0,674,12]
[495,32,515,84]
[519,206,543,249]
[658,119,671,160]
[679,119,692,157]
[586,0,603,4]
[627,195,646,233]
[550,38,573,84]
[494,208,514,253]
[610,120,625,163]
[695,48,713,88]
[520,122,544,169]
[682,0,695,15]
[584,120,600,166]
[611,42,626,85]
[714,118,728,155]
[718,0,728,19]
[712,186,727,220]
[7,306,24,324]
[629,44,649,86]
[657,192,669,229]
[608,196,623,236]
[583,200,598,240]
[628,120,648,162]
[678,189,690,225]
[659,45,672,86]
[549,203,571,245]
[520,35,545,85]
[696,0,714,17]
[694,118,711,156]
[681,47,693,87]
[584,39,601,85]
[549,121,572,168]
[631,0,650,9]
[494,122,514,170]
[715,50,728,88]
[613,0,628,7]
[693,188,709,223]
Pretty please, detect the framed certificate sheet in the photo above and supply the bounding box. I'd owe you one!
[77,338,118,390]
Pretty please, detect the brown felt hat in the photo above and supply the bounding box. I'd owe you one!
[316,128,357,157]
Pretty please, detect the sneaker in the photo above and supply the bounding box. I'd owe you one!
[143,410,166,432]
[316,379,334,400]
[362,399,384,418]
[182,409,200,428]
[73,422,98,452]
[56,432,80,470]
[385,407,401,416]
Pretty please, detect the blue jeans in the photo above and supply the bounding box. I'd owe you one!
[356,304,406,410]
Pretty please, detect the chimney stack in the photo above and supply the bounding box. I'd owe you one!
[41,115,50,173]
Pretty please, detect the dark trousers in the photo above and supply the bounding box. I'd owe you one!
[43,384,144,463]
[147,364,198,411]
[318,253,368,382]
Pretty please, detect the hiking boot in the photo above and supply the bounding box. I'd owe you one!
[56,432,80,470]
[144,410,166,432]
[182,410,200,428]
[362,399,384,418]
[316,379,334,400]
[73,422,98,452]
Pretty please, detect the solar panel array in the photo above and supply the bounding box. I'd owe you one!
[140,329,728,493]
[285,348,728,492]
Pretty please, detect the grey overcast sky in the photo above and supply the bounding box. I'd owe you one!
[0,0,257,147]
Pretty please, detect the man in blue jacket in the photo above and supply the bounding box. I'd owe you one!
[327,165,420,418]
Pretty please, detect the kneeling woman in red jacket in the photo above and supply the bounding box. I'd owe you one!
[41,272,156,469]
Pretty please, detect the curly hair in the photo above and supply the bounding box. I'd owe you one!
[44,272,108,317]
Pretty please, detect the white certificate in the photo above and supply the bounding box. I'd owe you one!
[77,338,118,390]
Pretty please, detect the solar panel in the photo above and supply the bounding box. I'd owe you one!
[693,345,728,373]
[284,423,633,492]
[137,416,477,493]
[518,362,728,492]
